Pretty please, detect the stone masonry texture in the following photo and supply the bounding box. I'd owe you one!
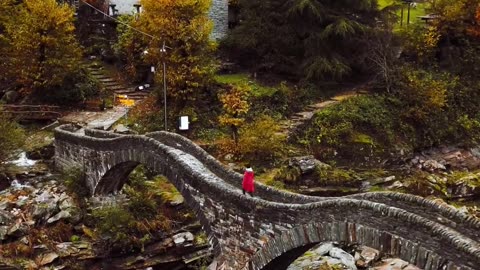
[54,125,480,270]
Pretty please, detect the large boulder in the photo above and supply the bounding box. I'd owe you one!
[26,144,55,160]
[289,156,330,175]
[329,247,357,270]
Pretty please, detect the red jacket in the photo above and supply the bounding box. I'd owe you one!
[242,168,255,193]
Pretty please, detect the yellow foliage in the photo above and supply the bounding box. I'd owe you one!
[2,0,81,93]
[218,84,250,128]
[133,0,216,101]
[238,115,286,162]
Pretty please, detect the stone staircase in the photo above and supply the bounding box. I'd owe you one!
[85,61,150,105]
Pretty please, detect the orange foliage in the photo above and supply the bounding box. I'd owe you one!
[467,5,480,38]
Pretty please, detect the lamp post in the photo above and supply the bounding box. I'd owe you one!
[160,41,172,131]
[144,41,171,131]
[160,42,167,131]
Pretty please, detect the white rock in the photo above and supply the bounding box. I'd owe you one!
[47,210,71,224]
[329,247,357,270]
[313,242,334,256]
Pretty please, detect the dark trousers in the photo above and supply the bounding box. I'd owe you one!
[243,189,253,196]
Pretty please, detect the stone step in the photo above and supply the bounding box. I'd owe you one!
[98,78,117,83]
[102,81,122,87]
[104,85,125,91]
[105,85,127,91]
[114,89,137,94]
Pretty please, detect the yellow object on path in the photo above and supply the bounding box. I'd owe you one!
[118,95,135,107]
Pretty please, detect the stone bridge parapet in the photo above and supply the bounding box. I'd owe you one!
[54,125,480,270]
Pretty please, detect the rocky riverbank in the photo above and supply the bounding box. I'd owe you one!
[288,242,421,270]
[0,154,212,270]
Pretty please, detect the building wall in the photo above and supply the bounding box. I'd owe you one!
[209,0,229,40]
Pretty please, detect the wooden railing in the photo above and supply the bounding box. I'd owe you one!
[0,105,62,120]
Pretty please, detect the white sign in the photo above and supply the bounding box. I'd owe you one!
[179,116,189,130]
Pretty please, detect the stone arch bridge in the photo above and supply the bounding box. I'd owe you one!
[54,125,480,270]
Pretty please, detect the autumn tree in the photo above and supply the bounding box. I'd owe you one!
[1,0,83,98]
[0,0,17,90]
[133,0,216,107]
[218,84,250,143]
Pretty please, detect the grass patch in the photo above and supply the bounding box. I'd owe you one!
[215,73,277,97]
[378,0,427,27]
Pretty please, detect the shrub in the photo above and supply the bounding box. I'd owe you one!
[64,167,89,198]
[300,95,398,163]
[124,187,157,220]
[238,115,287,164]
[0,114,24,165]
[39,67,100,104]
[273,165,302,184]
[92,206,137,253]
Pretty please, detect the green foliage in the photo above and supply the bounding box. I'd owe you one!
[92,206,137,252]
[145,176,181,204]
[222,0,380,81]
[238,115,286,163]
[300,63,480,163]
[274,166,302,184]
[301,95,396,161]
[39,67,100,104]
[0,115,24,165]
[127,165,148,190]
[64,167,90,198]
[313,167,357,186]
[70,235,81,243]
[113,15,147,81]
[124,186,158,220]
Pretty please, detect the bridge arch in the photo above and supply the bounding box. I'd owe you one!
[54,125,480,270]
[254,222,456,270]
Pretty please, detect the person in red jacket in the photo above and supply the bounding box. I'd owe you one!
[242,164,255,196]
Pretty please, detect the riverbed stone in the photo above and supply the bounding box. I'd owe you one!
[374,258,411,270]
[32,201,59,222]
[329,247,357,270]
[355,246,380,268]
[313,242,334,256]
[37,252,59,266]
[47,210,71,224]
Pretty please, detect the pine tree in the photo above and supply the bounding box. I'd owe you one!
[224,0,381,81]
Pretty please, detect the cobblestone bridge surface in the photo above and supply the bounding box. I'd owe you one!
[54,125,480,270]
